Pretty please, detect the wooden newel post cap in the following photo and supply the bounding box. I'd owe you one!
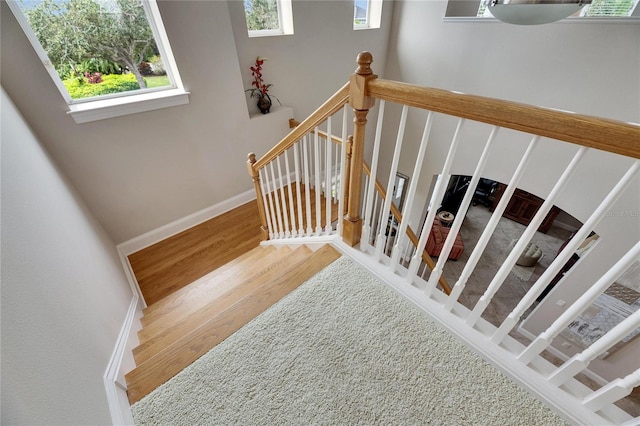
[248,152,256,164]
[355,52,373,75]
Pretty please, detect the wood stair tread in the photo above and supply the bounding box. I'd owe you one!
[140,245,278,324]
[125,244,341,405]
[134,245,307,359]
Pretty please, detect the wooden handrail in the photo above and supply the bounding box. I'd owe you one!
[289,119,343,145]
[253,82,350,171]
[362,163,452,295]
[367,79,640,159]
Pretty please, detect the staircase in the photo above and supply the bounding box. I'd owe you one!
[125,243,341,404]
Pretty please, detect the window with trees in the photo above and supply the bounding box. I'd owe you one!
[243,0,294,37]
[7,0,188,123]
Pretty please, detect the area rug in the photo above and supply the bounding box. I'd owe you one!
[131,256,565,425]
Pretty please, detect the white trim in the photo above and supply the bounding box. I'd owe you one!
[68,88,190,124]
[104,295,141,426]
[247,0,294,37]
[117,188,257,256]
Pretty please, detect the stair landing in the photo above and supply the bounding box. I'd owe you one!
[125,243,341,405]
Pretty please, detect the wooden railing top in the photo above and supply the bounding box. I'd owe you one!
[367,79,640,160]
[252,82,350,171]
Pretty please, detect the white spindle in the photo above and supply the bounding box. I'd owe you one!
[362,100,386,249]
[263,165,280,238]
[303,135,313,235]
[314,128,322,235]
[518,241,640,365]
[390,111,433,272]
[269,162,284,238]
[445,136,539,311]
[549,309,640,386]
[466,146,588,326]
[258,168,275,239]
[375,105,408,262]
[333,131,339,204]
[276,157,291,237]
[423,126,499,295]
[492,160,640,343]
[406,119,467,281]
[284,150,297,237]
[583,369,640,412]
[338,106,349,235]
[293,143,305,236]
[325,118,333,234]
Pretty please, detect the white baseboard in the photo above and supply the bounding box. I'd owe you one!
[104,295,141,426]
[117,189,257,256]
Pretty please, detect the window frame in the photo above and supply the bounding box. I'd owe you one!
[6,0,189,124]
[353,0,383,30]
[245,0,294,38]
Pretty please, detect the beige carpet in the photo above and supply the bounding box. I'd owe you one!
[131,256,566,425]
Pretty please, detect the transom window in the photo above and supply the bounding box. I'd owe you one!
[7,0,188,123]
[354,0,383,30]
[243,0,294,37]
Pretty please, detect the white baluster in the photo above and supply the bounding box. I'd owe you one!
[518,241,640,365]
[269,162,284,238]
[424,126,499,296]
[549,309,640,386]
[391,111,433,272]
[314,128,322,235]
[258,168,275,239]
[325,118,333,234]
[466,146,588,327]
[375,105,408,262]
[337,106,349,236]
[276,157,290,237]
[583,369,640,412]
[284,150,297,237]
[263,165,279,238]
[406,119,467,281]
[293,143,305,236]
[362,100,386,250]
[445,136,539,311]
[303,135,313,236]
[492,160,640,343]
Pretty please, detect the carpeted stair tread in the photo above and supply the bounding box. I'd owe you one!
[140,245,278,324]
[125,244,341,405]
[134,246,308,360]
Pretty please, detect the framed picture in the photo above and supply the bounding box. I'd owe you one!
[392,172,409,211]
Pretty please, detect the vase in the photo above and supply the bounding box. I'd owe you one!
[257,96,271,114]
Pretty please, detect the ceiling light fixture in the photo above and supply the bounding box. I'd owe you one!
[484,0,592,25]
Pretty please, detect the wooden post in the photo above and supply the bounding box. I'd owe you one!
[247,153,270,240]
[343,52,377,247]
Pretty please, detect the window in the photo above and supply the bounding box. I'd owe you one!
[243,0,294,37]
[474,0,639,18]
[7,0,188,123]
[354,0,383,30]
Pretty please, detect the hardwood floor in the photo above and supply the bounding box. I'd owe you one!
[128,200,263,306]
[125,196,342,404]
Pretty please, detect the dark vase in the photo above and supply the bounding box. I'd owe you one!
[257,95,272,114]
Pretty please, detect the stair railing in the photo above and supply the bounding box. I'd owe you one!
[248,52,640,424]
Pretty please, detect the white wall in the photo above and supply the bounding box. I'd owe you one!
[1,89,133,424]
[1,0,392,244]
[380,0,640,381]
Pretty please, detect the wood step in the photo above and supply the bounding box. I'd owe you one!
[140,245,278,324]
[125,244,341,405]
[134,246,304,360]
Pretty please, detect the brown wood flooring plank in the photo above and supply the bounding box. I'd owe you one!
[128,201,262,306]
[126,245,341,405]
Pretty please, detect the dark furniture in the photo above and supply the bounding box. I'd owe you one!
[490,183,560,233]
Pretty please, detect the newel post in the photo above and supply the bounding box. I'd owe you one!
[247,153,270,240]
[343,52,377,247]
